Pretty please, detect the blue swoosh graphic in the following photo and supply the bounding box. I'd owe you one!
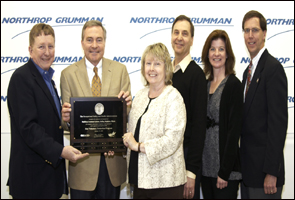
[127,64,286,74]
[128,69,141,75]
[11,24,104,39]
[1,68,18,75]
[1,66,142,75]
[52,64,73,65]
[140,27,171,39]
[11,30,31,39]
[267,29,294,41]
[2,64,293,75]
[140,25,234,39]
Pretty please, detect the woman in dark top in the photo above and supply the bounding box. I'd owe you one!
[201,30,243,199]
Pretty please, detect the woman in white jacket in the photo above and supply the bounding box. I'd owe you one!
[123,43,187,199]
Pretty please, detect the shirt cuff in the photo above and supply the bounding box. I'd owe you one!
[187,170,196,179]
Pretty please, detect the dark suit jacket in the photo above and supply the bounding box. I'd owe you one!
[7,59,67,199]
[218,74,243,181]
[241,49,288,188]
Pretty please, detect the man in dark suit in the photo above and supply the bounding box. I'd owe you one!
[7,23,89,199]
[240,10,288,199]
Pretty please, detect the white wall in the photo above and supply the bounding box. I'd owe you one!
[1,1,294,199]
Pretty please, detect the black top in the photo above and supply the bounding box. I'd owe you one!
[204,75,242,181]
[209,93,213,100]
[218,74,243,180]
[172,60,207,175]
[129,97,154,185]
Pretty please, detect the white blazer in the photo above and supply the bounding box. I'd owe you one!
[127,85,187,189]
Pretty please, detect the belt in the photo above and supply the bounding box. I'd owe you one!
[207,116,219,129]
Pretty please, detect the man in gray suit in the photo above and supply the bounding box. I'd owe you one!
[61,20,131,199]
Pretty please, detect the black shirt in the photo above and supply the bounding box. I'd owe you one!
[128,97,155,185]
[172,60,207,175]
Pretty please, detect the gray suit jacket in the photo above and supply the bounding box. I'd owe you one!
[60,57,131,190]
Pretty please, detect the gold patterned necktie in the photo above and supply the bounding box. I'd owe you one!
[91,66,101,97]
[245,60,253,96]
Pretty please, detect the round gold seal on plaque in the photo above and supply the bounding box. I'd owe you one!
[94,103,104,115]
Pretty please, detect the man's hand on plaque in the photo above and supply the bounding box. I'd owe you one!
[118,91,132,106]
[104,151,115,157]
[62,102,71,122]
[61,145,89,163]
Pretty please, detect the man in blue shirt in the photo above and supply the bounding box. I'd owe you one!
[7,23,89,199]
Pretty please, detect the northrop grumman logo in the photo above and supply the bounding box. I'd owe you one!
[288,96,294,109]
[131,16,234,39]
[113,56,202,64]
[240,57,293,65]
[266,19,294,25]
[1,95,294,109]
[129,17,294,25]
[130,17,232,25]
[2,17,103,24]
[1,56,83,64]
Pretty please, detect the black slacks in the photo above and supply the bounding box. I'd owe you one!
[201,176,240,199]
[183,146,201,199]
[133,185,184,199]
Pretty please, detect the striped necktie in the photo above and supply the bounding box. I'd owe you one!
[91,66,101,97]
[245,60,253,96]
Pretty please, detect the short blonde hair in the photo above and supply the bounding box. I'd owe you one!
[29,23,55,47]
[141,43,173,86]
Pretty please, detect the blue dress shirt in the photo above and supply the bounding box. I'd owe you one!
[32,59,61,119]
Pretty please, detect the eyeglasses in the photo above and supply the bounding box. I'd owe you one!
[243,28,261,34]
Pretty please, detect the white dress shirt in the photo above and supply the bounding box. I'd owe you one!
[244,47,266,101]
[85,57,103,86]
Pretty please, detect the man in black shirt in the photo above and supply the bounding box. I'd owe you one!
[171,15,207,199]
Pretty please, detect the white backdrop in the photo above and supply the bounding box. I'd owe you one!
[1,1,294,199]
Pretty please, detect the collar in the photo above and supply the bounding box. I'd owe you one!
[85,57,102,71]
[32,58,54,81]
[172,54,192,73]
[251,46,266,69]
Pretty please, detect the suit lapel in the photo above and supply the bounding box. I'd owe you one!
[244,49,268,118]
[74,57,92,96]
[101,58,113,96]
[29,59,60,119]
[242,68,247,91]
